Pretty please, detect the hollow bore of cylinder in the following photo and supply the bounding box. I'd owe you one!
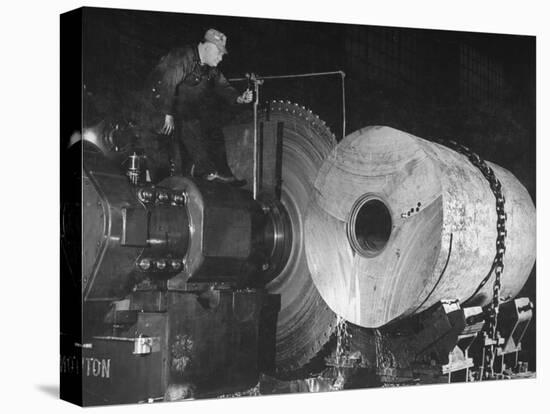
[348,196,392,258]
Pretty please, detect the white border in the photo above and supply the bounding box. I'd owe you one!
[1,1,546,413]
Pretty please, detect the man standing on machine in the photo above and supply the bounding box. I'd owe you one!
[143,28,252,185]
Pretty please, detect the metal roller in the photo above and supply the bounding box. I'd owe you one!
[305,126,536,328]
[224,101,338,373]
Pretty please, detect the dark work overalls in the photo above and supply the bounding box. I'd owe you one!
[141,45,240,181]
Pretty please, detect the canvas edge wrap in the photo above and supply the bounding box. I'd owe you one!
[60,7,84,407]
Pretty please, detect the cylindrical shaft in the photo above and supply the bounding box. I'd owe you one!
[305,126,536,328]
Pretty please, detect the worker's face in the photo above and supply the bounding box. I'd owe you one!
[203,43,224,67]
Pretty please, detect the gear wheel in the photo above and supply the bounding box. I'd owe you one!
[224,101,338,375]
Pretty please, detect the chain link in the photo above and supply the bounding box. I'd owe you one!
[439,140,507,377]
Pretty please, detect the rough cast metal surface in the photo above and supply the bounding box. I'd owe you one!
[224,102,338,373]
[305,126,536,328]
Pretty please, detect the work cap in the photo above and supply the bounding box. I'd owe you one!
[204,28,228,54]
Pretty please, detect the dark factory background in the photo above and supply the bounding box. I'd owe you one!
[80,6,536,369]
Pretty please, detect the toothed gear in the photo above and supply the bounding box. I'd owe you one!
[225,100,338,375]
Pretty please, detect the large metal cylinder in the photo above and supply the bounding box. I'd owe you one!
[305,126,536,328]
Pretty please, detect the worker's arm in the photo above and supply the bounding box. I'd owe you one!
[151,48,192,135]
[214,71,252,105]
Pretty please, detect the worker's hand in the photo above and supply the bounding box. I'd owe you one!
[160,114,175,135]
[237,89,253,104]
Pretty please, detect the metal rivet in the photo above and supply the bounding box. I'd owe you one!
[170,260,182,270]
[138,258,151,271]
[155,259,166,270]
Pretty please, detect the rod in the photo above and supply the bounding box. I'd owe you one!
[251,77,263,200]
[229,70,345,82]
[340,72,346,140]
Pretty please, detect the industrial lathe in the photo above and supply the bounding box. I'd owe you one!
[61,100,535,404]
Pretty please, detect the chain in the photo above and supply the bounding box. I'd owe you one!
[439,140,507,378]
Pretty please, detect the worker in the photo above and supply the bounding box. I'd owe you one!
[141,28,252,185]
